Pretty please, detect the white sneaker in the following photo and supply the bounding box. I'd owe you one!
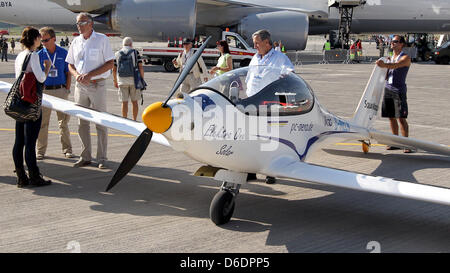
[98,161,108,169]
[65,152,75,158]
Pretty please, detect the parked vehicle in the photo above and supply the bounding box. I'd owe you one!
[141,31,256,72]
[432,41,450,64]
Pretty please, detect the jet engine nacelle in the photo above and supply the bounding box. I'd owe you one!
[237,11,309,50]
[107,0,197,42]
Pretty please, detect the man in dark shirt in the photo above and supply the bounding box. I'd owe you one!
[376,35,413,153]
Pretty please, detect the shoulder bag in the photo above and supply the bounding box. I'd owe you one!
[3,52,43,122]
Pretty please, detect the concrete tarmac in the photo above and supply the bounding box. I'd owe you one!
[0,54,449,253]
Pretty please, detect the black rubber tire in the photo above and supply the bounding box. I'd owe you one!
[210,190,235,225]
[164,60,178,72]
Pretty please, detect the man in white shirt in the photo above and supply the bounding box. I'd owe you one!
[66,13,115,169]
[246,30,294,185]
[246,30,294,98]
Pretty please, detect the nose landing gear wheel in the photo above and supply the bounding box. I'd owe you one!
[210,190,235,225]
[210,182,240,225]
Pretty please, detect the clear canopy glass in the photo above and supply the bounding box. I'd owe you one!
[198,66,315,116]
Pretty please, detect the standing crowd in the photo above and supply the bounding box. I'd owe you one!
[8,13,149,187]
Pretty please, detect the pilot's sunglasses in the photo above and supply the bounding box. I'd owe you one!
[76,21,89,26]
[391,40,400,44]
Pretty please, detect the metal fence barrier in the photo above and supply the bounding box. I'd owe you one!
[319,49,349,64]
[320,49,374,64]
[402,47,418,60]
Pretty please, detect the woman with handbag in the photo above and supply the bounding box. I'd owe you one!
[13,27,51,187]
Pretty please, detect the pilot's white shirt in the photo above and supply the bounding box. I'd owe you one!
[246,48,294,97]
[66,30,115,80]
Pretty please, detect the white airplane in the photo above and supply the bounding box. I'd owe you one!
[1,39,449,225]
[0,0,113,33]
[2,0,450,50]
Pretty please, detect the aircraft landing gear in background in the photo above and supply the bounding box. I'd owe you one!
[210,182,240,225]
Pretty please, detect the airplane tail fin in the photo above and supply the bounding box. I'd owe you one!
[351,61,388,129]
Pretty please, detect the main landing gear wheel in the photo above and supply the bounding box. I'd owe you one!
[210,182,240,225]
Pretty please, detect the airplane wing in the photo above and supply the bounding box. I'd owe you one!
[197,0,328,19]
[0,81,170,147]
[262,156,450,206]
[369,129,450,156]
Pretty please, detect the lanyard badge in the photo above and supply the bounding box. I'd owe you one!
[46,50,58,78]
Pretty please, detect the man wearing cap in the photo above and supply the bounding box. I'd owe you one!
[66,12,115,169]
[172,38,208,93]
[36,27,74,160]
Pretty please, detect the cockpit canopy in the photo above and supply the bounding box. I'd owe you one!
[199,66,314,116]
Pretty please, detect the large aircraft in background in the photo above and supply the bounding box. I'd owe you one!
[0,0,114,34]
[1,0,450,50]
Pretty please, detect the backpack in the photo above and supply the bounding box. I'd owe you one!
[117,49,135,77]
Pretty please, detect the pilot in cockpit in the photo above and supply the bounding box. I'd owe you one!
[242,30,294,185]
[245,29,294,98]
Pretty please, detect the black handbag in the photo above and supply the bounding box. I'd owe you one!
[3,52,43,122]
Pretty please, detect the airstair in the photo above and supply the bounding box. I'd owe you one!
[328,0,366,49]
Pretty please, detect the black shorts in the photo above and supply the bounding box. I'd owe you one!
[381,88,408,118]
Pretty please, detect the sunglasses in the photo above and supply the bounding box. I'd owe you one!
[41,38,52,43]
[391,40,400,44]
[76,21,90,27]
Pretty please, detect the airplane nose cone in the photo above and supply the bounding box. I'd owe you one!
[142,102,173,133]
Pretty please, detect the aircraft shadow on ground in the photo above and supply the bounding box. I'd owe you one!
[322,148,450,184]
[0,152,449,252]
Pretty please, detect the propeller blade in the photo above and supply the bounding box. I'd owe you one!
[163,36,212,106]
[106,129,153,192]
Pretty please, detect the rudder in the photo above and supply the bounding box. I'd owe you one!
[351,60,388,128]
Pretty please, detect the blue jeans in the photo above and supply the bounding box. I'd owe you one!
[13,115,42,173]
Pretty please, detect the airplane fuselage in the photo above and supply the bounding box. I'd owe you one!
[163,88,368,175]
[0,0,112,33]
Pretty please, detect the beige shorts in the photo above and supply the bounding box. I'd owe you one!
[118,84,141,102]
